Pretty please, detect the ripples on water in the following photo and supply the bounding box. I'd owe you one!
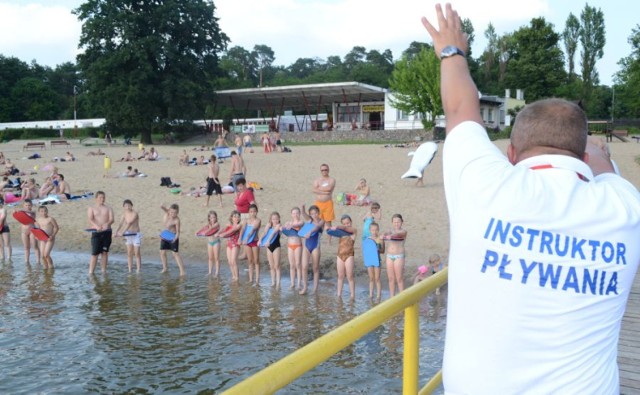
[0,250,447,394]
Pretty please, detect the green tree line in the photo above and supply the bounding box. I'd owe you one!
[0,1,638,142]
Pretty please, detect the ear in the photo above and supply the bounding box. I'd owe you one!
[507,144,517,165]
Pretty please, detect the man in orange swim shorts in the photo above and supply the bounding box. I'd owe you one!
[312,164,336,227]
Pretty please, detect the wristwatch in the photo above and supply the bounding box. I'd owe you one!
[440,45,465,60]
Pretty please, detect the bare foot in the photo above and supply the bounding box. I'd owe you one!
[299,288,307,295]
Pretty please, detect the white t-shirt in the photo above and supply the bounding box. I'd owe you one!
[442,121,640,395]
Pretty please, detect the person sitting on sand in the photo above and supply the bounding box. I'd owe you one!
[39,177,55,198]
[20,178,38,200]
[147,147,159,161]
[2,159,18,176]
[65,152,76,162]
[117,152,134,162]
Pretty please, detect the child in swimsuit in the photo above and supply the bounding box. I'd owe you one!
[365,222,385,301]
[35,205,59,270]
[114,199,142,273]
[218,210,242,281]
[261,211,282,288]
[299,204,324,295]
[203,210,221,277]
[383,213,408,298]
[240,204,261,285]
[159,203,186,276]
[332,214,357,300]
[284,207,304,290]
[17,199,40,265]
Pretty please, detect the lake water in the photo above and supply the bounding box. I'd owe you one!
[0,249,447,394]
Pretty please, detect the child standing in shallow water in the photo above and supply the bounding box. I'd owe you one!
[331,214,357,300]
[18,199,40,265]
[115,199,142,272]
[284,207,304,290]
[240,204,261,285]
[383,213,407,298]
[299,204,324,295]
[218,210,242,281]
[261,211,282,288]
[160,203,185,276]
[35,205,59,270]
[201,210,221,277]
[364,222,384,301]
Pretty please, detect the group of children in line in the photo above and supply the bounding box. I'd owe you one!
[2,192,445,301]
[0,198,59,270]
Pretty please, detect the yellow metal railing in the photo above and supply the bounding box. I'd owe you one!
[223,268,449,395]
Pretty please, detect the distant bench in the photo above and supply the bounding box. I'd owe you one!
[606,130,629,142]
[23,142,46,150]
[50,140,71,147]
[632,136,640,143]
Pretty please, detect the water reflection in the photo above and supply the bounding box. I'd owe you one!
[0,250,446,394]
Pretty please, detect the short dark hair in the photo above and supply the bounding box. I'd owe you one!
[235,178,246,186]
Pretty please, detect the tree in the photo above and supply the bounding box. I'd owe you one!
[0,56,32,121]
[252,44,275,87]
[343,46,367,72]
[503,18,565,102]
[614,25,640,118]
[389,47,441,129]
[11,77,60,121]
[562,13,580,80]
[579,4,606,104]
[74,0,228,143]
[219,46,255,87]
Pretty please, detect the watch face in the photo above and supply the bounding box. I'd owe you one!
[441,46,463,59]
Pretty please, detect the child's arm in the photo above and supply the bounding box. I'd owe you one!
[50,217,60,238]
[333,224,356,233]
[114,214,126,236]
[174,217,180,242]
[309,219,325,235]
[238,221,247,244]
[301,204,311,221]
[259,222,271,239]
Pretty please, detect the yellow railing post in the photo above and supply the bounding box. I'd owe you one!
[403,302,420,394]
[223,268,449,394]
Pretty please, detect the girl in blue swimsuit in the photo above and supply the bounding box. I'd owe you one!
[299,204,324,295]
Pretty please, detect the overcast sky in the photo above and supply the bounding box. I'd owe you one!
[0,0,636,86]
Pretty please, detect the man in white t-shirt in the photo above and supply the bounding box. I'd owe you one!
[422,4,640,394]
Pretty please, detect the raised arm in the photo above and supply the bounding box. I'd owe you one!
[421,3,482,133]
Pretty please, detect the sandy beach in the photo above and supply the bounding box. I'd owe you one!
[2,136,639,280]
